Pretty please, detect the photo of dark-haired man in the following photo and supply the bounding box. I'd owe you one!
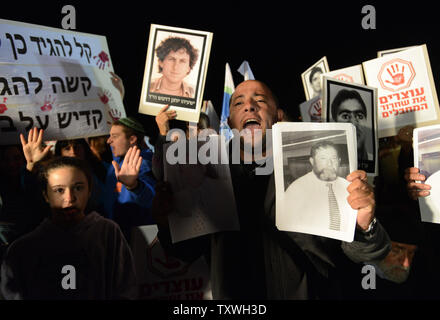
[150,36,199,98]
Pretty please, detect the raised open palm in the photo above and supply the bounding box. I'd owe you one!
[20,127,51,171]
[112,146,142,190]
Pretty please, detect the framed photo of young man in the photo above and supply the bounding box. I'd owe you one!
[138,24,213,123]
[413,124,440,224]
[321,77,378,176]
[301,56,330,100]
[272,122,358,242]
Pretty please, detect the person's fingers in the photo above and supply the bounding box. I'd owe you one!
[131,147,140,167]
[407,181,431,191]
[135,156,142,172]
[112,160,120,176]
[19,133,27,146]
[347,178,371,194]
[159,104,170,113]
[346,170,367,182]
[37,128,44,144]
[28,127,34,142]
[43,144,51,155]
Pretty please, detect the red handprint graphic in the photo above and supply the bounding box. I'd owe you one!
[98,89,112,105]
[93,51,110,70]
[40,95,56,111]
[385,64,405,86]
[0,97,8,114]
[107,108,122,125]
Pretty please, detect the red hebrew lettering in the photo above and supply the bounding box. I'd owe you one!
[379,96,388,104]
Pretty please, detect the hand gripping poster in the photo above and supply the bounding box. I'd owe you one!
[363,45,440,138]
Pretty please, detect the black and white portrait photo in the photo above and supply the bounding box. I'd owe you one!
[322,77,378,175]
[414,124,440,223]
[301,56,330,100]
[273,122,358,242]
[138,24,213,123]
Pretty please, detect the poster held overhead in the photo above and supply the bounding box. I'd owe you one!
[363,44,440,138]
[138,24,213,123]
[0,18,126,145]
[301,56,330,101]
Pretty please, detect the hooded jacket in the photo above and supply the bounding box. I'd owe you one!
[0,211,137,300]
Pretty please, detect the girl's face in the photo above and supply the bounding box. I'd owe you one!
[61,143,86,160]
[44,166,90,225]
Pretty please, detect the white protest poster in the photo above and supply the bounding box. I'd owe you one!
[138,24,213,123]
[377,46,417,58]
[0,19,126,144]
[164,135,239,243]
[321,64,365,85]
[299,96,322,122]
[130,225,212,300]
[273,122,358,242]
[363,45,440,138]
[413,124,440,224]
[301,56,330,101]
[321,77,378,176]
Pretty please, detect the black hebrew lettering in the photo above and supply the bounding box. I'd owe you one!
[57,112,72,129]
[74,37,83,57]
[19,111,33,131]
[12,77,29,95]
[46,39,57,56]
[0,78,12,95]
[91,109,102,128]
[27,72,42,94]
[62,36,72,56]
[36,115,49,130]
[66,77,79,92]
[51,76,66,94]
[30,36,43,55]
[80,77,91,96]
[6,33,27,60]
[53,39,66,56]
[83,43,91,63]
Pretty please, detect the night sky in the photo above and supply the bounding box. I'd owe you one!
[3,1,440,140]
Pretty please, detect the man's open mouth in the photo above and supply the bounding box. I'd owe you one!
[243,118,262,131]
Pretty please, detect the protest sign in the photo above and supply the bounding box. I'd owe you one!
[0,19,126,144]
[299,96,322,122]
[138,24,213,123]
[363,45,440,138]
[301,56,330,101]
[321,64,365,85]
[413,124,440,224]
[131,225,212,300]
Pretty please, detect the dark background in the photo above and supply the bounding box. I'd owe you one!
[3,1,440,141]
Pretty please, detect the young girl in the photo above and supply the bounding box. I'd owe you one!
[0,156,137,300]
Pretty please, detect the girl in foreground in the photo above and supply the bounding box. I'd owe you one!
[0,156,137,300]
